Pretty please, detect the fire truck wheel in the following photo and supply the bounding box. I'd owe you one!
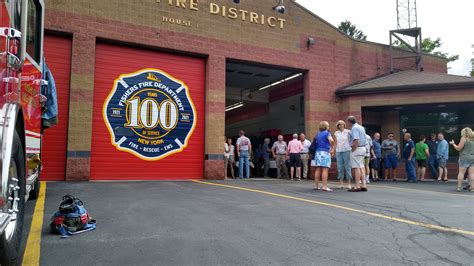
[29,169,40,200]
[0,130,26,265]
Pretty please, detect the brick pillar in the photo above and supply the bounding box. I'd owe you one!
[65,33,96,181]
[204,55,225,180]
[304,71,318,138]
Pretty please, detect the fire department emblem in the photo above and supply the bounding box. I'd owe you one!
[103,68,197,161]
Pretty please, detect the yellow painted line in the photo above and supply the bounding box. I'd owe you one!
[192,180,474,237]
[22,181,47,266]
[327,181,474,198]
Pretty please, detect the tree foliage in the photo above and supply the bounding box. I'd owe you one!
[471,59,474,77]
[394,37,459,62]
[338,20,367,40]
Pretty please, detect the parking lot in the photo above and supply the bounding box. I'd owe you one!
[20,180,473,265]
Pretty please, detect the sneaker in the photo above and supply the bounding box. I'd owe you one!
[360,187,368,192]
[347,185,352,190]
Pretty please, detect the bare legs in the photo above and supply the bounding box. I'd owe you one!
[314,167,329,189]
[290,167,302,180]
[371,168,379,180]
[438,167,448,181]
[353,167,365,189]
[417,167,426,181]
[456,167,467,190]
[470,167,474,191]
[314,167,321,189]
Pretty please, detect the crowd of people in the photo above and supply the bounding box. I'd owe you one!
[224,116,474,193]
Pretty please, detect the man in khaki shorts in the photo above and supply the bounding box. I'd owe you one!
[299,133,312,179]
[347,116,368,192]
[272,135,288,178]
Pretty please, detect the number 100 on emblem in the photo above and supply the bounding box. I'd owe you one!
[103,69,197,161]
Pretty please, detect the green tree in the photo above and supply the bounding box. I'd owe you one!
[394,37,459,62]
[471,59,474,77]
[338,20,367,40]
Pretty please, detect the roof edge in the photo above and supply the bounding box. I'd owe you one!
[335,81,474,97]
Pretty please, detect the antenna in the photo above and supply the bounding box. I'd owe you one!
[390,0,423,72]
[396,0,418,29]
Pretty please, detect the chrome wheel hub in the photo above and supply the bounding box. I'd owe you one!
[4,160,20,241]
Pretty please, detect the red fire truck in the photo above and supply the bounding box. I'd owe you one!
[1,0,45,263]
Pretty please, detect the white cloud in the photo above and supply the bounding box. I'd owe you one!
[295,0,473,76]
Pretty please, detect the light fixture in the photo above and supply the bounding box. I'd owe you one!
[258,73,303,91]
[307,37,315,49]
[273,0,285,14]
[284,73,302,81]
[225,102,244,112]
[437,104,447,108]
[394,107,404,110]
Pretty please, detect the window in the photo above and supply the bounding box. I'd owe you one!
[400,103,474,159]
[25,0,42,63]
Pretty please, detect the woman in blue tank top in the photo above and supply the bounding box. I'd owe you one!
[313,121,335,191]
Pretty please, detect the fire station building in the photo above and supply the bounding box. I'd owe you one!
[40,0,474,181]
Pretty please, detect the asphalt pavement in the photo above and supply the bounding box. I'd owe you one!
[20,179,474,265]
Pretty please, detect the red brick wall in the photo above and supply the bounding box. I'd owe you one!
[43,2,448,180]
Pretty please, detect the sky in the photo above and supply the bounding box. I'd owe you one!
[295,0,473,76]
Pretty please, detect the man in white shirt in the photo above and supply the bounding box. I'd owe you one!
[299,133,312,179]
[236,130,252,179]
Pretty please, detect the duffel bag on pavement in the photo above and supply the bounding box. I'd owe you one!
[50,194,96,238]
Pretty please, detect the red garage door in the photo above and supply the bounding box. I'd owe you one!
[90,43,205,180]
[41,35,72,181]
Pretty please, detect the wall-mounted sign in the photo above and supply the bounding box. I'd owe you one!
[159,0,286,29]
[103,69,197,161]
